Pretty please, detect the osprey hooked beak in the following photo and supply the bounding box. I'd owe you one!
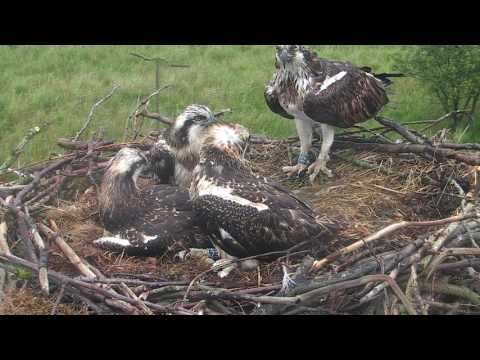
[276,45,306,66]
[277,46,292,64]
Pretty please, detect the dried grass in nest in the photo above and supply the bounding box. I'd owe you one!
[6,139,476,315]
[249,143,473,258]
[0,286,89,315]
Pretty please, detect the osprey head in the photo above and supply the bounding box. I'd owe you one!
[275,45,308,68]
[203,123,251,158]
[169,104,216,151]
[108,148,148,177]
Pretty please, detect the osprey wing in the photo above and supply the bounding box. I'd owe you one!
[303,57,389,128]
[265,74,294,120]
[147,139,175,184]
[95,185,212,256]
[192,174,332,258]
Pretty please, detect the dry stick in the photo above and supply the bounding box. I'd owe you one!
[334,140,480,166]
[312,213,475,271]
[14,157,74,208]
[73,85,120,142]
[23,176,57,204]
[420,203,476,271]
[425,248,480,279]
[134,86,173,126]
[23,210,49,295]
[359,268,400,305]
[0,217,10,256]
[420,281,480,305]
[51,283,66,315]
[118,283,154,315]
[420,110,471,132]
[423,300,480,314]
[38,222,96,279]
[436,258,480,272]
[0,185,27,198]
[124,96,141,141]
[0,214,10,303]
[375,116,428,145]
[0,126,41,175]
[182,248,305,303]
[45,221,151,314]
[295,274,417,315]
[406,264,428,315]
[0,252,184,314]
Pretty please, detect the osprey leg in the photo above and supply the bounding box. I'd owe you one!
[308,123,335,182]
[282,118,314,177]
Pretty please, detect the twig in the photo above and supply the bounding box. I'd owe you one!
[51,283,66,315]
[14,157,74,207]
[425,248,480,279]
[421,280,480,305]
[0,252,186,314]
[334,140,480,166]
[38,221,96,279]
[312,213,475,271]
[0,216,11,256]
[134,86,173,126]
[420,110,471,132]
[73,85,120,141]
[435,258,480,272]
[0,126,42,175]
[23,209,49,295]
[296,274,417,315]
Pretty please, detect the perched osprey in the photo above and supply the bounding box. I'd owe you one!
[167,105,216,190]
[94,147,212,256]
[184,121,338,262]
[265,45,403,183]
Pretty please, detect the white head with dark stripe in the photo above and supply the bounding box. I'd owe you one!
[168,105,216,153]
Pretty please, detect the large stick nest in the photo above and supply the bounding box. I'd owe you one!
[2,126,480,315]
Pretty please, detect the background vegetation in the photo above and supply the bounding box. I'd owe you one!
[0,45,477,166]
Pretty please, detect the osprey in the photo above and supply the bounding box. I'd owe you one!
[167,105,216,190]
[94,147,212,256]
[185,121,338,264]
[265,45,403,183]
[145,138,175,184]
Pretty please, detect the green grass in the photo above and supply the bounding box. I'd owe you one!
[0,45,469,166]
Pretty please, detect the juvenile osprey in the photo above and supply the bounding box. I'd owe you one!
[145,138,175,184]
[184,121,338,262]
[167,105,216,189]
[265,45,403,183]
[94,147,212,256]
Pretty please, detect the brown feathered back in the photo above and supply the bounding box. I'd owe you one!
[303,53,389,127]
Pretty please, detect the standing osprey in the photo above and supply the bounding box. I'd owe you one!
[185,121,338,262]
[167,105,217,190]
[265,45,403,183]
[94,147,212,256]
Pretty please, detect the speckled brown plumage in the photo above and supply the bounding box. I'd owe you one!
[190,124,338,259]
[145,139,175,184]
[97,148,212,256]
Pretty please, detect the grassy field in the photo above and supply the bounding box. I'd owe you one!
[0,45,466,166]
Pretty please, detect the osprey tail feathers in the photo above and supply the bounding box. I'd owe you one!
[373,73,406,87]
